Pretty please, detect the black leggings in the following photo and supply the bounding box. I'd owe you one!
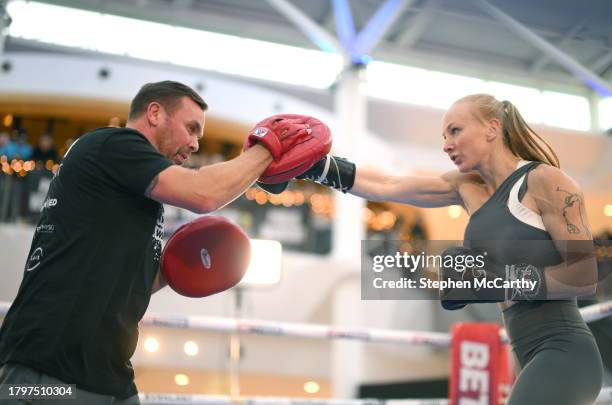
[504,301,603,405]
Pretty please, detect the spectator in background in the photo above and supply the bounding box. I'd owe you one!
[108,116,122,127]
[58,138,75,160]
[11,130,33,160]
[0,131,16,159]
[31,133,59,163]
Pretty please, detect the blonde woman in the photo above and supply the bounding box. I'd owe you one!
[270,94,603,404]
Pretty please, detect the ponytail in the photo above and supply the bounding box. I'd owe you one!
[456,94,560,168]
[502,100,559,168]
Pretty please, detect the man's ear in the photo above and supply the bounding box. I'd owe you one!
[146,102,163,127]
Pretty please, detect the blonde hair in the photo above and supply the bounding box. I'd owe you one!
[455,94,560,168]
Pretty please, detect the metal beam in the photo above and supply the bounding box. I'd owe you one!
[332,0,356,50]
[320,2,336,31]
[173,0,195,10]
[590,51,612,75]
[395,0,441,48]
[351,0,412,58]
[0,0,10,56]
[264,0,342,53]
[475,0,612,96]
[529,20,586,74]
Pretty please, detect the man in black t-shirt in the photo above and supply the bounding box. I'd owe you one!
[0,81,277,404]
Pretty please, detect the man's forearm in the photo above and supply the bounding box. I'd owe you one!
[194,144,273,211]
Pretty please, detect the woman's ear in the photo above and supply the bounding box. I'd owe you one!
[486,118,502,141]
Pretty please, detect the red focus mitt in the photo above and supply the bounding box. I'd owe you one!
[161,216,251,298]
[244,114,332,184]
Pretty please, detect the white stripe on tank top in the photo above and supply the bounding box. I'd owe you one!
[507,160,546,231]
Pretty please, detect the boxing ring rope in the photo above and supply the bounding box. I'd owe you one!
[137,393,449,404]
[141,312,452,347]
[137,387,612,404]
[2,300,612,404]
[1,300,611,344]
[137,299,612,346]
[578,300,612,323]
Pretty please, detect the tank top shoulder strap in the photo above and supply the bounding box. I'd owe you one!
[517,161,542,200]
[494,160,541,202]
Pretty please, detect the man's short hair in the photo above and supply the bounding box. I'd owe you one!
[128,81,208,120]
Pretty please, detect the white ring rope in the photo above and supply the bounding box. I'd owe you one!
[1,300,611,347]
[141,313,452,347]
[580,300,612,323]
[137,388,612,404]
[143,299,612,346]
[137,394,446,405]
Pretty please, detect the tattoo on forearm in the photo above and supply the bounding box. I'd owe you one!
[145,175,159,197]
[556,186,590,236]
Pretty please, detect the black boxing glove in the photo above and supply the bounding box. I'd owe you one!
[438,246,546,310]
[256,181,289,194]
[438,246,499,310]
[297,155,356,193]
[256,155,356,195]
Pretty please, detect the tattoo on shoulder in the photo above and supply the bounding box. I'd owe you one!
[556,186,590,237]
[145,175,159,197]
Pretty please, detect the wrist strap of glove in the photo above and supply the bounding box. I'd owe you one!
[299,156,356,193]
[247,128,282,161]
[505,264,547,301]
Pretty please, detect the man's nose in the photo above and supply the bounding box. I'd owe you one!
[190,137,199,153]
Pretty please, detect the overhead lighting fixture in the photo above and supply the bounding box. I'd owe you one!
[364,61,485,109]
[598,98,612,131]
[238,239,282,287]
[540,91,590,131]
[447,205,462,219]
[3,114,13,127]
[143,337,159,353]
[483,81,544,123]
[364,61,592,131]
[183,341,199,357]
[6,1,342,89]
[174,374,190,386]
[303,381,320,394]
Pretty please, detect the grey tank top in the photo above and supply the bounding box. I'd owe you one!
[464,161,562,267]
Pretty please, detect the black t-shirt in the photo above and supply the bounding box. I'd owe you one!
[0,127,173,398]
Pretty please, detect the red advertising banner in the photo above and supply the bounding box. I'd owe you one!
[450,323,512,405]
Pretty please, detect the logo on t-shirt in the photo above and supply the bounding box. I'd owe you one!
[41,198,58,212]
[35,224,55,234]
[152,207,165,262]
[26,247,43,272]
